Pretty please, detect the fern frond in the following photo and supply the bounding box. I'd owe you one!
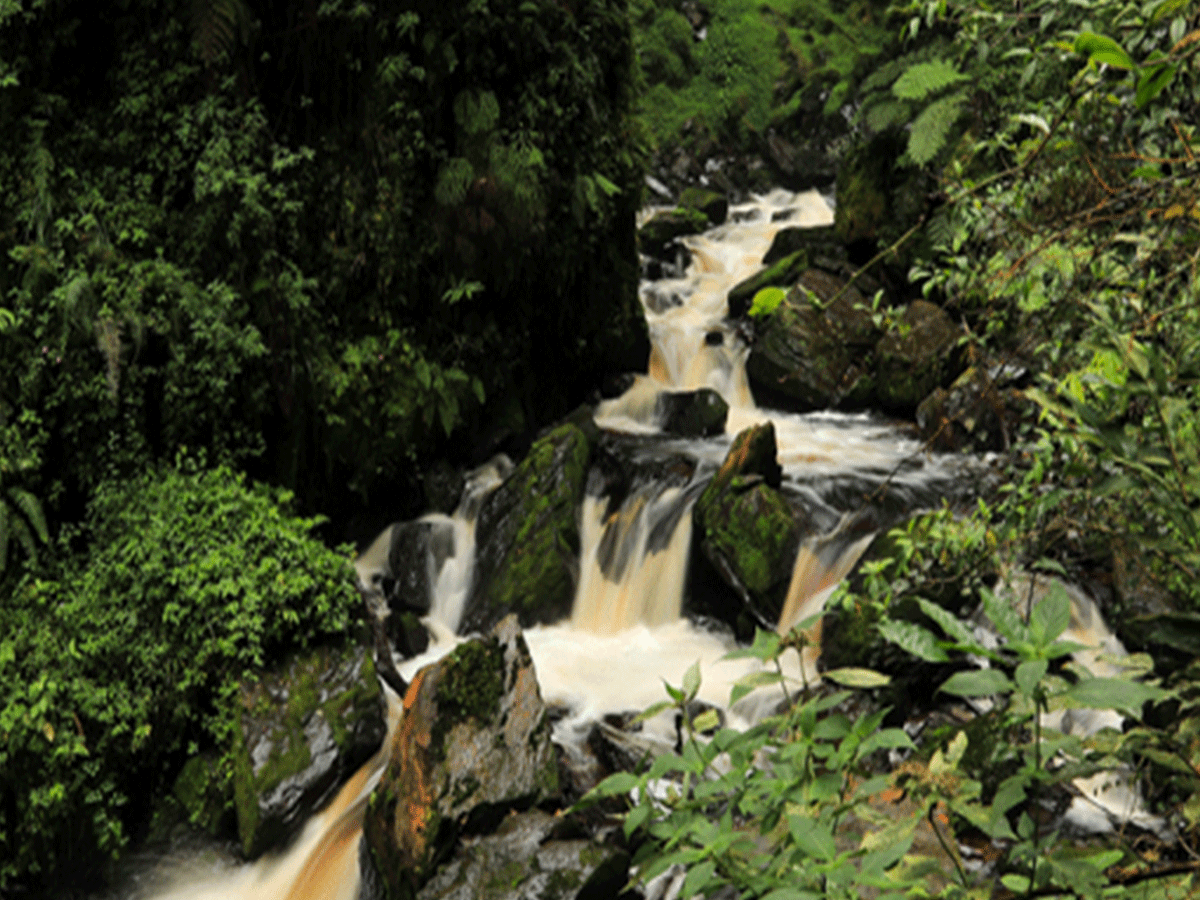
[8,514,36,570]
[863,98,911,132]
[892,60,967,101]
[191,0,251,67]
[8,487,49,544]
[0,500,8,574]
[434,158,476,207]
[453,91,501,137]
[907,91,966,165]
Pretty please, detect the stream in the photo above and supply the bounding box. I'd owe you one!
[126,189,1149,900]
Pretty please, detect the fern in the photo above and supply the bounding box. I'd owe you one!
[892,60,967,101]
[0,487,48,574]
[907,91,966,165]
[863,98,910,132]
[190,0,251,67]
[453,90,500,137]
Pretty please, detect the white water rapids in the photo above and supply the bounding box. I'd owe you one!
[123,189,1157,900]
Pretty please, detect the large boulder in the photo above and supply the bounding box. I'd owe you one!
[462,420,595,633]
[231,641,385,858]
[415,809,629,900]
[364,617,560,898]
[745,268,882,411]
[874,300,962,413]
[638,207,710,261]
[691,423,807,633]
[916,363,1032,452]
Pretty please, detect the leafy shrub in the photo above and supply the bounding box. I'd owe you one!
[0,459,359,894]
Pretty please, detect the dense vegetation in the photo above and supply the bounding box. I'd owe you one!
[3,0,1199,894]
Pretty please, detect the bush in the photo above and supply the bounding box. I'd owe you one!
[0,459,360,894]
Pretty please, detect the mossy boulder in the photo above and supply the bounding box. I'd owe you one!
[874,300,962,413]
[726,250,813,320]
[463,420,595,633]
[761,224,847,268]
[692,424,803,631]
[414,808,628,900]
[637,206,710,261]
[656,388,728,437]
[231,641,384,858]
[364,617,559,899]
[679,186,729,226]
[745,268,882,411]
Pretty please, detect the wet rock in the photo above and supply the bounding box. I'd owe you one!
[745,268,881,411]
[463,420,595,633]
[692,423,803,631]
[387,610,431,659]
[726,250,812,320]
[416,809,629,900]
[679,186,728,226]
[761,223,846,269]
[638,207,710,261]
[364,617,560,897]
[387,519,448,615]
[232,641,385,858]
[423,461,465,515]
[874,300,962,413]
[656,388,728,437]
[916,364,1032,452]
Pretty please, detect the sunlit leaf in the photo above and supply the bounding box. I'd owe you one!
[939,668,1014,697]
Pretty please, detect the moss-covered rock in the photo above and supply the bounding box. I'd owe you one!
[364,617,559,899]
[692,424,803,630]
[874,300,962,413]
[726,250,813,320]
[230,642,384,858]
[679,186,729,226]
[462,420,595,633]
[761,224,847,268]
[414,808,629,900]
[637,206,711,260]
[745,268,882,411]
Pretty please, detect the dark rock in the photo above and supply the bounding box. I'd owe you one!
[387,610,431,659]
[761,224,845,268]
[704,330,723,346]
[637,207,710,261]
[916,365,1033,452]
[874,300,962,413]
[364,617,560,897]
[387,519,448,615]
[745,268,882,411]
[463,421,595,633]
[679,186,728,226]
[691,424,803,630]
[726,250,812,320]
[656,388,728,437]
[232,642,385,858]
[416,809,629,900]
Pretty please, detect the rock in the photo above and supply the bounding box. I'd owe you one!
[364,617,560,897]
[637,207,710,261]
[655,388,728,437]
[761,223,846,268]
[874,300,962,413]
[691,424,804,631]
[423,461,465,515]
[745,268,881,411]
[679,186,728,226]
[416,809,629,900]
[462,421,594,633]
[387,519,450,615]
[726,250,812,320]
[916,364,1031,452]
[388,610,431,659]
[231,641,385,858]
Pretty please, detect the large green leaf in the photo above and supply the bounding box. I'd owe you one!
[877,618,950,662]
[891,60,968,100]
[907,92,967,165]
[939,668,1014,697]
[1061,677,1168,713]
[1074,32,1135,69]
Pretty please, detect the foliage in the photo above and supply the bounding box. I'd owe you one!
[583,581,1177,899]
[0,459,359,894]
[0,0,646,531]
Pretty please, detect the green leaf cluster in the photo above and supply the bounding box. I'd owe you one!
[0,459,359,894]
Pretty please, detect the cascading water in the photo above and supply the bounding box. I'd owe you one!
[129,188,1150,900]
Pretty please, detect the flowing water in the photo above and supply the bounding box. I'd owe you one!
[131,189,1153,899]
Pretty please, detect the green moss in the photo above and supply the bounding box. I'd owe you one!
[485,860,528,894]
[543,866,584,898]
[434,637,506,745]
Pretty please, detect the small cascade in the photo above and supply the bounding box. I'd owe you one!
[142,689,403,900]
[571,485,697,634]
[424,456,511,634]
